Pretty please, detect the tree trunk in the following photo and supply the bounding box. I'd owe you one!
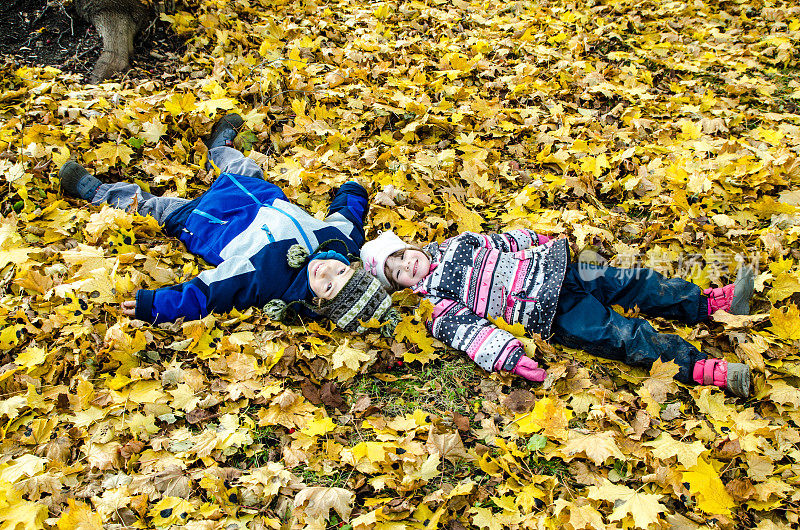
[90,9,140,83]
[75,0,170,83]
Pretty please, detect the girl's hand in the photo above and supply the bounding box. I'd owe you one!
[121,300,137,317]
[512,355,547,382]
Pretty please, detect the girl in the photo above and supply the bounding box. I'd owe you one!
[361,229,753,397]
[59,113,395,334]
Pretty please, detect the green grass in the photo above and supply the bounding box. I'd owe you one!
[295,464,351,489]
[225,425,279,469]
[349,354,482,419]
[526,455,570,480]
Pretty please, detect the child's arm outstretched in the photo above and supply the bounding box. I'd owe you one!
[323,181,370,245]
[131,256,264,323]
[426,296,547,382]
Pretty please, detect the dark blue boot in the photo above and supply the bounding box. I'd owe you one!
[204,113,245,149]
[59,161,102,200]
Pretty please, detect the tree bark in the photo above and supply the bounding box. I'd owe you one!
[74,1,170,83]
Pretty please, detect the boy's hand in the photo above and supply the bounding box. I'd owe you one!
[121,300,137,317]
[512,355,547,382]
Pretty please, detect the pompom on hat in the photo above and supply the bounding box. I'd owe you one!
[359,231,408,289]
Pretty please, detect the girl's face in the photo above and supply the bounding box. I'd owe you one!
[385,249,430,288]
[309,259,354,299]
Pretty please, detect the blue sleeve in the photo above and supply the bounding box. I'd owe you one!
[136,277,211,324]
[327,182,369,243]
[135,260,263,324]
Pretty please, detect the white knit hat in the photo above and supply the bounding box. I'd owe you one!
[360,231,408,289]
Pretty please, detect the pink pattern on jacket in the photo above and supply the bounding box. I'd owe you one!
[412,230,569,374]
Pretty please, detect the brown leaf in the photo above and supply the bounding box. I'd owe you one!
[300,379,322,405]
[725,479,755,502]
[716,438,742,460]
[37,436,72,463]
[503,389,535,413]
[426,426,470,463]
[185,407,216,425]
[320,381,346,412]
[154,466,191,498]
[270,344,296,376]
[119,439,146,461]
[351,394,372,416]
[630,409,650,440]
[384,497,413,514]
[390,341,406,357]
[294,486,354,522]
[452,411,470,432]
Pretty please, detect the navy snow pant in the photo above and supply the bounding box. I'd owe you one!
[550,263,708,384]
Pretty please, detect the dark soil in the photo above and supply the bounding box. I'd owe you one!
[0,0,186,81]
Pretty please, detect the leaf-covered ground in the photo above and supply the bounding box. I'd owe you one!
[2,0,800,528]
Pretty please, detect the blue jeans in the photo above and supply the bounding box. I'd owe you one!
[551,263,708,384]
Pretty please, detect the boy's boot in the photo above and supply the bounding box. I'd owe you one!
[59,161,102,200]
[704,265,755,315]
[693,359,751,398]
[204,113,245,149]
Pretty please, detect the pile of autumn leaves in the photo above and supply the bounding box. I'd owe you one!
[2,0,800,528]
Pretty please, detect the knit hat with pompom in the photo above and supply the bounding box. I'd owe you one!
[263,243,398,336]
[314,267,395,334]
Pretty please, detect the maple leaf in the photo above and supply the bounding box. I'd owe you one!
[331,339,371,374]
[448,199,485,233]
[514,396,572,442]
[767,380,800,408]
[470,506,505,530]
[640,358,679,402]
[294,486,354,522]
[553,499,605,530]
[401,453,441,487]
[140,117,168,144]
[148,497,194,527]
[168,383,201,412]
[56,499,104,529]
[93,141,134,167]
[769,304,800,341]
[643,432,707,468]
[587,479,665,529]
[394,317,439,364]
[682,457,735,515]
[0,455,47,483]
[558,429,625,465]
[425,426,470,463]
[0,479,47,530]
[301,416,337,437]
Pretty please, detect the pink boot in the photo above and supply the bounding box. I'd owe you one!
[704,266,754,316]
[693,359,751,398]
[537,234,552,245]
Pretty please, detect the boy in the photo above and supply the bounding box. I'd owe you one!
[59,114,395,333]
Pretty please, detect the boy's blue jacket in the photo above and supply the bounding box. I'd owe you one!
[134,171,368,323]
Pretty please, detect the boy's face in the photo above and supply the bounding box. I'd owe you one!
[309,259,355,300]
[385,249,430,288]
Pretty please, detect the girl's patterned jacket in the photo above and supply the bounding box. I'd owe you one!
[412,230,569,374]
